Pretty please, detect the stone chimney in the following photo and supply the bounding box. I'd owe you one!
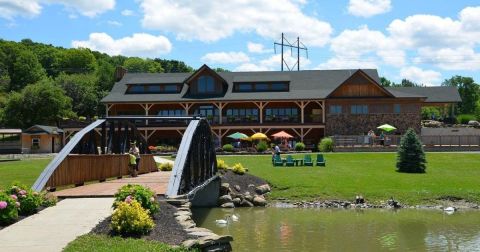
[114,66,127,81]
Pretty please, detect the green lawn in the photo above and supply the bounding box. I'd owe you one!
[0,159,51,189]
[63,234,193,252]
[219,153,480,205]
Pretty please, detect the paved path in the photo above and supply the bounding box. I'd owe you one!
[52,171,171,197]
[0,198,114,252]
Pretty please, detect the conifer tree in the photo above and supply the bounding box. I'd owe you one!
[396,128,426,173]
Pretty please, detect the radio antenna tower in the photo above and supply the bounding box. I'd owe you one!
[274,33,308,71]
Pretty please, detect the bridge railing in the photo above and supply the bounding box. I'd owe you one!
[167,118,218,197]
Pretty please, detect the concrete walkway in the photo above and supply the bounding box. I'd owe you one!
[0,198,114,252]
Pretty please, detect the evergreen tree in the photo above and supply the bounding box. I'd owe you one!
[396,128,426,173]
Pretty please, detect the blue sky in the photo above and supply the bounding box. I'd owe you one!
[1,0,480,86]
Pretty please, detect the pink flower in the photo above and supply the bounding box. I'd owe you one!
[19,190,27,195]
[150,197,155,202]
[0,201,7,209]
[15,202,20,208]
[10,195,17,201]
[124,195,133,204]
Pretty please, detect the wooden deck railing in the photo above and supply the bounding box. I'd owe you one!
[45,154,157,189]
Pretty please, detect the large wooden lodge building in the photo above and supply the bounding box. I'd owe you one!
[101,65,460,148]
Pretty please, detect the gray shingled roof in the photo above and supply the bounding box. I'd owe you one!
[386,87,461,103]
[101,69,381,103]
[101,69,460,103]
[24,125,64,135]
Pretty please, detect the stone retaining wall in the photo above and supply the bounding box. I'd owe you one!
[326,113,421,135]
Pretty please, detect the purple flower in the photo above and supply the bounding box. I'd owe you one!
[15,202,20,208]
[125,195,133,204]
[19,190,27,195]
[10,195,17,201]
[0,201,7,209]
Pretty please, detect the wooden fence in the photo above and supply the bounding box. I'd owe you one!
[333,135,480,147]
[45,154,157,189]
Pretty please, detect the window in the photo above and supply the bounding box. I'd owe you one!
[394,104,401,114]
[197,75,215,93]
[32,138,40,149]
[264,107,298,121]
[233,82,289,92]
[157,109,185,116]
[351,105,368,114]
[329,105,342,114]
[126,84,181,94]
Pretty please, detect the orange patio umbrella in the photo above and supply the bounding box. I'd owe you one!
[271,131,293,139]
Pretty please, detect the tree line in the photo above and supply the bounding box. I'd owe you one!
[0,39,194,128]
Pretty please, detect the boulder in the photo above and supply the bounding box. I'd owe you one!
[232,197,241,206]
[220,183,230,196]
[234,185,241,192]
[255,184,271,195]
[221,202,235,208]
[240,199,254,207]
[218,194,233,205]
[468,120,480,126]
[253,195,267,206]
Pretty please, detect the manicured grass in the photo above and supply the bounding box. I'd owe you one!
[63,234,193,252]
[219,153,480,205]
[0,159,51,190]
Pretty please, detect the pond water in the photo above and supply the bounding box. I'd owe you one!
[192,207,480,252]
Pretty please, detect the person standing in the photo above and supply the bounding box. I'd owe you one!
[129,142,141,177]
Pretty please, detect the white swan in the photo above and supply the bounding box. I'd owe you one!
[231,214,239,221]
[215,219,228,225]
[444,207,455,213]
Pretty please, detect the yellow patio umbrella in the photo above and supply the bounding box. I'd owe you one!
[251,132,268,140]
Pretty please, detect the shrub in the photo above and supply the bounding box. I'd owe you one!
[158,162,173,171]
[396,128,426,173]
[217,159,228,170]
[0,192,19,225]
[456,114,476,124]
[111,200,155,236]
[113,185,159,215]
[256,140,268,152]
[318,137,334,152]
[6,184,42,216]
[421,107,441,120]
[295,142,305,151]
[222,144,234,152]
[232,163,246,175]
[40,192,58,207]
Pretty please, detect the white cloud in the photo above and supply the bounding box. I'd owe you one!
[235,54,311,72]
[414,47,480,71]
[247,42,272,54]
[201,52,250,64]
[107,20,122,26]
[0,0,114,19]
[138,0,332,47]
[72,33,172,57]
[348,0,391,18]
[44,0,115,17]
[121,9,134,16]
[234,63,270,72]
[317,57,378,70]
[399,66,442,86]
[0,0,42,19]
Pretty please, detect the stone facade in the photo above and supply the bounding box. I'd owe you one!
[325,113,421,136]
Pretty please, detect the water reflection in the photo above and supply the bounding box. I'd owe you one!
[192,208,480,252]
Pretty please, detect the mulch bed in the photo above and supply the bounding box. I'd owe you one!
[91,200,195,245]
[220,170,268,195]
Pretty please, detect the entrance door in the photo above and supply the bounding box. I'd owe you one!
[51,137,55,153]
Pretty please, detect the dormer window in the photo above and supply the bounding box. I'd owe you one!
[197,75,215,93]
[125,84,181,94]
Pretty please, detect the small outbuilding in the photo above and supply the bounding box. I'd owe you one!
[22,125,64,153]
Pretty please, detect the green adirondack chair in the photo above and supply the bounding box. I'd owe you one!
[286,155,295,166]
[303,154,313,166]
[316,154,326,166]
[273,154,284,166]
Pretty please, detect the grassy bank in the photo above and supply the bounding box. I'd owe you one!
[219,153,480,205]
[0,159,51,189]
[63,234,192,252]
